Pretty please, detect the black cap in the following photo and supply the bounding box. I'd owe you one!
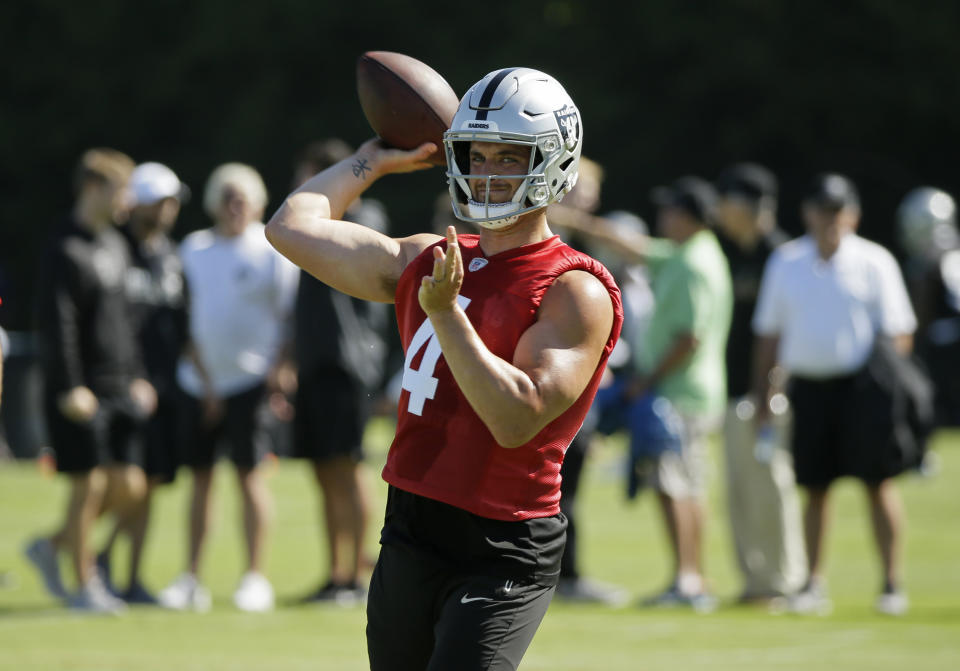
[651,176,718,224]
[716,162,778,202]
[803,173,860,210]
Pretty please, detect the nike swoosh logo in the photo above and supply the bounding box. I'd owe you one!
[460,594,493,604]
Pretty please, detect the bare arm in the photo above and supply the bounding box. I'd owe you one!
[548,203,649,262]
[628,333,698,398]
[892,333,913,355]
[265,139,441,303]
[420,228,615,448]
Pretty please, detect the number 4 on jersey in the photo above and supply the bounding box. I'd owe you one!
[401,295,471,415]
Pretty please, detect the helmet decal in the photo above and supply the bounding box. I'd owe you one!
[553,105,580,150]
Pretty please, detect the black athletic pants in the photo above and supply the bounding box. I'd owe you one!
[366,541,555,671]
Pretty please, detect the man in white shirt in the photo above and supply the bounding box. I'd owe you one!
[752,173,916,616]
[158,163,299,613]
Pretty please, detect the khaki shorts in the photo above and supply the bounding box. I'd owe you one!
[650,412,718,499]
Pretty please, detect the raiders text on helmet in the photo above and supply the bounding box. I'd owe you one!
[443,68,583,230]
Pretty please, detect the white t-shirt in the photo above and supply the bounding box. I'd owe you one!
[752,234,916,378]
[177,222,299,397]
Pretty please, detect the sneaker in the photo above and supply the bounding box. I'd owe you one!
[641,585,683,607]
[95,551,118,597]
[233,572,274,612]
[298,580,367,607]
[787,584,833,616]
[24,537,67,600]
[876,590,909,616]
[639,585,717,613]
[69,574,127,615]
[122,580,159,605]
[556,577,629,606]
[158,573,212,612]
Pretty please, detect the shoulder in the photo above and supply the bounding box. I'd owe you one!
[851,234,898,265]
[541,269,617,339]
[768,236,810,266]
[241,222,274,251]
[179,228,215,253]
[690,231,729,263]
[766,227,791,249]
[398,232,447,270]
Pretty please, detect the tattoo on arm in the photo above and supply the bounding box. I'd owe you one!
[352,158,371,180]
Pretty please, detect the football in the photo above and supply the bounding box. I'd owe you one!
[356,51,459,167]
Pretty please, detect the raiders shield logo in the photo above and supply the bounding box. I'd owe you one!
[553,105,580,149]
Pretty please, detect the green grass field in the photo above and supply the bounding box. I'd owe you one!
[1,420,958,670]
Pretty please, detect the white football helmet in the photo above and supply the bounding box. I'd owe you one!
[897,187,958,258]
[443,68,583,230]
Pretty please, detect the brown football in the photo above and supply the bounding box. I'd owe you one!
[356,51,459,167]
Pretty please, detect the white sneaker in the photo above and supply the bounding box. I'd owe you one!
[787,584,833,616]
[24,537,67,600]
[876,591,909,616]
[69,574,127,615]
[158,573,212,613]
[233,572,274,612]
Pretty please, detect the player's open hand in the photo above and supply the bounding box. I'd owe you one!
[357,138,438,178]
[419,226,464,315]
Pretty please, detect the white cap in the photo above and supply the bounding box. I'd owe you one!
[129,162,190,205]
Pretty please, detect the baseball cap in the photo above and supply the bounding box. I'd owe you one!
[803,173,860,210]
[716,162,778,201]
[129,162,190,206]
[650,176,718,224]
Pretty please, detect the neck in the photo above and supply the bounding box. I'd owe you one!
[215,220,247,238]
[477,210,551,256]
[675,224,705,245]
[130,217,162,245]
[816,240,840,260]
[73,201,110,234]
[733,225,762,250]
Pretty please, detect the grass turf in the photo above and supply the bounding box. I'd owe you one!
[1,420,958,670]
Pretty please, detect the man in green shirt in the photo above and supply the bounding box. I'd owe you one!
[631,177,732,609]
[548,175,733,608]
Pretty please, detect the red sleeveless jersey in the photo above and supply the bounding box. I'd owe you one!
[383,234,623,521]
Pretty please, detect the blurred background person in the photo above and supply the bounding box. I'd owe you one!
[26,148,156,613]
[713,162,806,605]
[752,173,917,616]
[546,157,633,605]
[630,177,732,611]
[95,162,195,604]
[551,176,733,610]
[896,186,960,429]
[158,162,299,613]
[289,139,389,605]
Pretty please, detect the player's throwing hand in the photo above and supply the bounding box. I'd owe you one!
[419,226,463,315]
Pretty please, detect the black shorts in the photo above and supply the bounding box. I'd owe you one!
[293,366,369,463]
[367,542,555,671]
[142,394,181,484]
[367,487,564,671]
[45,393,144,474]
[180,383,270,470]
[789,373,877,487]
